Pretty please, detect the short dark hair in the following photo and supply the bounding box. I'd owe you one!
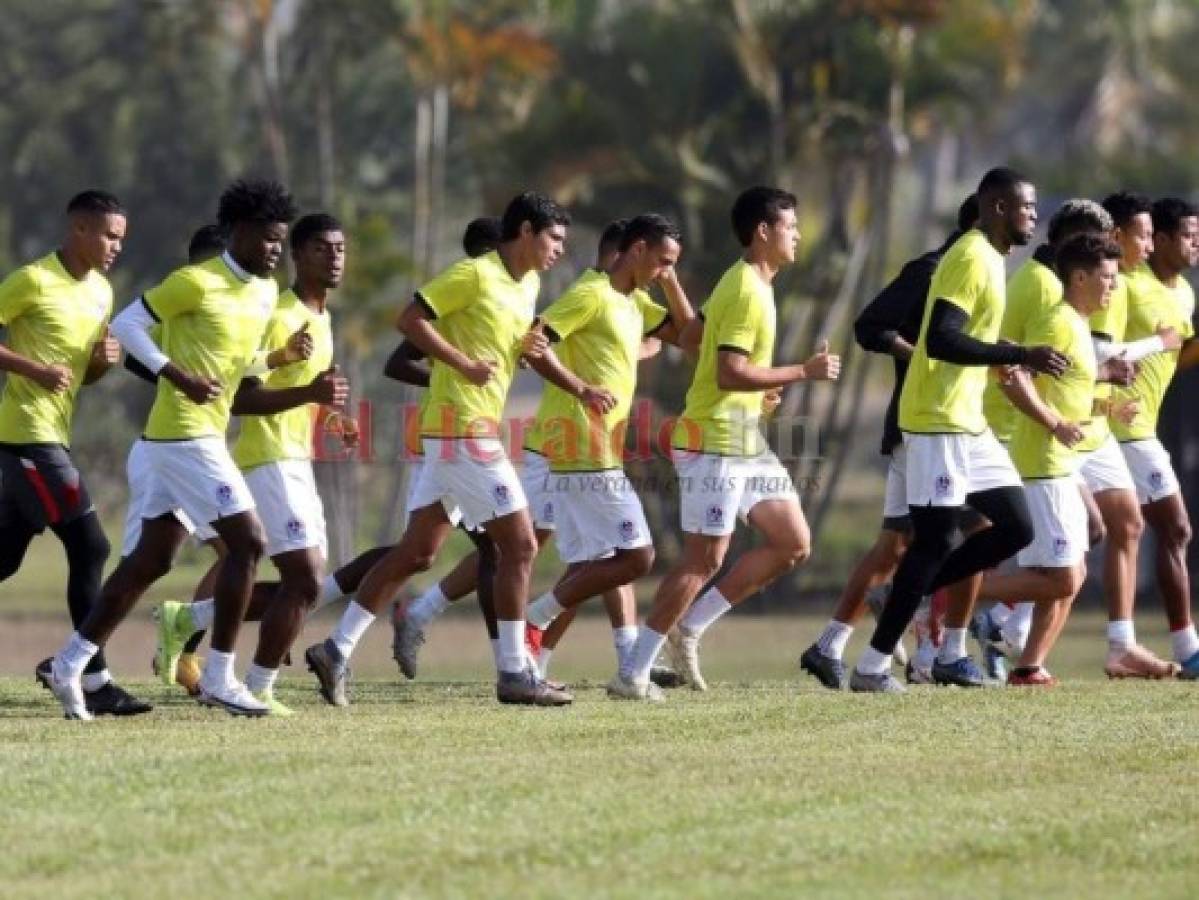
[1101,191,1152,230]
[598,219,629,257]
[462,217,502,258]
[976,167,1030,201]
[188,225,226,263]
[618,214,682,252]
[217,178,298,229]
[67,189,125,217]
[730,186,797,247]
[1047,199,1112,247]
[957,194,980,232]
[499,191,570,241]
[290,213,343,251]
[1151,196,1198,236]
[1055,233,1121,283]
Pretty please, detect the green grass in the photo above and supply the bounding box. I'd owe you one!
[1,613,1196,899]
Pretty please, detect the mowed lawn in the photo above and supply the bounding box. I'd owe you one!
[1,609,1196,900]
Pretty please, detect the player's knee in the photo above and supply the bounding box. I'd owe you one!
[626,545,655,579]
[1163,517,1192,549]
[227,527,266,567]
[777,536,810,570]
[291,567,321,607]
[1111,511,1143,547]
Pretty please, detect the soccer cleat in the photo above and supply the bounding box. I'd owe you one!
[666,627,707,692]
[905,659,935,685]
[197,680,270,717]
[848,668,906,694]
[251,689,296,718]
[1104,644,1180,680]
[969,609,1009,682]
[1178,650,1199,681]
[606,673,665,702]
[35,658,93,721]
[1007,666,1059,687]
[175,653,204,696]
[496,669,573,706]
[390,600,425,680]
[799,642,847,690]
[931,655,986,688]
[84,681,153,716]
[649,663,684,689]
[154,601,197,687]
[305,639,351,707]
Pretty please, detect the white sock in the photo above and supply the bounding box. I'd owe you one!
[612,625,638,669]
[204,649,235,688]
[624,627,667,682]
[537,647,554,678]
[938,627,967,663]
[331,600,376,660]
[497,619,527,674]
[1107,619,1136,651]
[526,591,565,629]
[913,638,937,672]
[857,645,891,675]
[816,620,853,660]
[244,663,278,694]
[190,599,215,630]
[314,574,347,611]
[988,602,1014,626]
[489,638,502,669]
[56,632,99,680]
[408,584,449,629]
[1170,624,1199,662]
[82,669,112,693]
[679,587,732,636]
[1001,603,1035,653]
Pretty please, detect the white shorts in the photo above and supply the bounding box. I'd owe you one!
[1017,477,1088,569]
[122,436,255,557]
[903,430,1020,508]
[882,444,909,520]
[520,450,556,532]
[1119,438,1181,505]
[1077,435,1135,495]
[674,449,798,536]
[551,470,651,563]
[408,438,526,530]
[403,456,462,529]
[243,460,327,558]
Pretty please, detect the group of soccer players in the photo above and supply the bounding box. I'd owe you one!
[0,166,1194,721]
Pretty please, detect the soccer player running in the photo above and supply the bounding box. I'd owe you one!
[517,214,695,687]
[42,179,297,720]
[802,194,980,689]
[611,186,840,701]
[978,234,1129,684]
[3,190,140,717]
[1106,196,1199,678]
[849,167,1068,694]
[153,214,354,715]
[305,192,574,706]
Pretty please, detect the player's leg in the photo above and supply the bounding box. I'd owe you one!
[1142,493,1197,674]
[1008,563,1084,684]
[246,546,322,715]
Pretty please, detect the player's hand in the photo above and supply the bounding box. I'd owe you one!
[1155,323,1182,351]
[308,365,349,407]
[1050,419,1085,447]
[33,363,73,394]
[993,363,1021,386]
[656,266,680,290]
[461,357,497,386]
[1103,355,1136,386]
[1024,345,1070,377]
[761,388,782,416]
[1111,399,1140,426]
[94,328,121,365]
[326,412,361,449]
[580,384,617,416]
[521,328,549,361]
[802,339,841,381]
[283,321,314,363]
[168,369,222,404]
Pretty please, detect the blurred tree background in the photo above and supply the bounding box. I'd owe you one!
[2,0,1197,606]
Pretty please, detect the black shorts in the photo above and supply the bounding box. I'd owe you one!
[0,443,94,531]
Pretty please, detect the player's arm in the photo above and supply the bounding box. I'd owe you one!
[82,326,120,385]
[716,340,840,391]
[677,315,704,356]
[0,342,72,393]
[997,368,1084,447]
[110,296,220,404]
[646,267,697,353]
[926,299,1068,375]
[383,339,430,387]
[523,333,617,416]
[854,259,930,361]
[1177,337,1199,370]
[231,366,348,416]
[1093,324,1178,364]
[397,297,496,387]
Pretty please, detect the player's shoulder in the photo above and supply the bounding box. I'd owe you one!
[1,254,51,295]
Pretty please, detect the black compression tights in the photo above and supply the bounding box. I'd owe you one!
[869,486,1034,655]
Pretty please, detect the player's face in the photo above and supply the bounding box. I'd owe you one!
[1077,258,1119,315]
[296,230,346,289]
[76,212,126,273]
[1003,183,1037,247]
[529,222,567,272]
[1115,213,1154,267]
[766,207,800,265]
[632,237,680,289]
[234,221,288,277]
[1162,215,1199,269]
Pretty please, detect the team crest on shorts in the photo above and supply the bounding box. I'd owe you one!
[1150,470,1164,490]
[618,518,636,542]
[1053,536,1070,560]
[934,474,954,498]
[216,483,234,506]
[493,483,511,507]
[705,505,724,527]
[286,518,305,538]
[542,501,554,524]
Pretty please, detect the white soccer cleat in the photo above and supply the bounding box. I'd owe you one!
[197,679,270,717]
[667,627,707,691]
[36,659,92,721]
[606,673,665,702]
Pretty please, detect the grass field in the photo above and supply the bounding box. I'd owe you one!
[1,610,1196,899]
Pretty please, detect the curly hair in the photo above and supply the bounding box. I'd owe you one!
[217,178,298,229]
